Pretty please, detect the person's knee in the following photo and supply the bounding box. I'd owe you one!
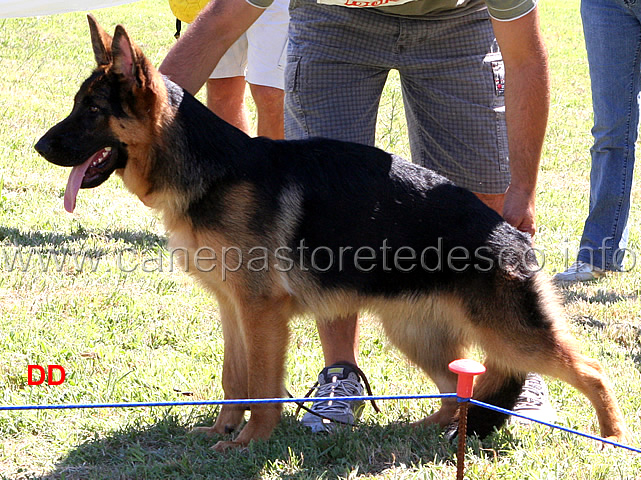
[207,77,246,109]
[250,84,285,113]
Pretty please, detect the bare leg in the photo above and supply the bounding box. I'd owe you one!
[206,76,250,134]
[474,192,505,216]
[249,83,284,139]
[317,314,359,367]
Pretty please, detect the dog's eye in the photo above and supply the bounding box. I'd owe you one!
[89,106,100,113]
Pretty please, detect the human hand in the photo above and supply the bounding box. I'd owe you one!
[502,185,536,237]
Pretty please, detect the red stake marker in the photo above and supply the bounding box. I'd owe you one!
[448,359,486,400]
[448,359,486,480]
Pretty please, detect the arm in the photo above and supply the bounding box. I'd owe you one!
[159,0,265,95]
[491,8,550,236]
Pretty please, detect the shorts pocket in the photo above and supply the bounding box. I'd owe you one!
[285,55,301,93]
[484,51,509,173]
[495,105,509,173]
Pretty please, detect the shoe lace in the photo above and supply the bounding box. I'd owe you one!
[292,364,380,423]
[310,377,363,416]
[569,261,582,271]
[515,375,546,407]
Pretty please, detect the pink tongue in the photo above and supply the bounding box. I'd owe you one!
[64,156,94,213]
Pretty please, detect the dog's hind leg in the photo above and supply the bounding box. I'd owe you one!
[212,294,293,452]
[516,330,629,442]
[378,298,469,429]
[472,274,629,442]
[550,348,629,442]
[476,327,629,442]
[192,294,249,439]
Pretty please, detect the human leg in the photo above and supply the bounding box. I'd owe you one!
[245,0,288,139]
[207,33,250,132]
[397,10,554,423]
[300,314,361,432]
[397,10,510,196]
[556,0,641,282]
[285,1,393,143]
[285,0,394,430]
[206,76,250,133]
[317,314,359,367]
[285,0,392,363]
[397,12,517,225]
[285,0,394,354]
[248,83,284,139]
[576,0,641,272]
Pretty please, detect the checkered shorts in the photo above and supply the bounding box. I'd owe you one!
[284,0,510,194]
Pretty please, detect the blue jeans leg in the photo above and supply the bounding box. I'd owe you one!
[578,0,641,271]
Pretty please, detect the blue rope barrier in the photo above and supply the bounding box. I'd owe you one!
[1,393,638,454]
[468,398,641,454]
[0,393,454,411]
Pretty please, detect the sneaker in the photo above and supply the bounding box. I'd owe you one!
[300,363,365,433]
[554,261,605,283]
[510,373,557,424]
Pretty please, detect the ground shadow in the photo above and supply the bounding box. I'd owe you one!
[29,412,520,480]
[0,226,165,250]
[557,288,641,375]
[557,286,635,306]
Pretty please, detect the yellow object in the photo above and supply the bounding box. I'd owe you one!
[169,0,209,23]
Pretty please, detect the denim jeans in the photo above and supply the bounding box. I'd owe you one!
[578,0,641,270]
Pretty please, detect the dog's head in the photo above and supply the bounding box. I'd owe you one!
[35,15,165,213]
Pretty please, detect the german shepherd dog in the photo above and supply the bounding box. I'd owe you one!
[35,16,629,452]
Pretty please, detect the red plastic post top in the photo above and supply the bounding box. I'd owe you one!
[448,359,486,399]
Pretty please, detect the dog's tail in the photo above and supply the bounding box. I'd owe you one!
[463,369,527,438]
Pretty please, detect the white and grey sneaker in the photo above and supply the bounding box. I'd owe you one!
[554,261,605,283]
[300,363,365,433]
[511,373,557,424]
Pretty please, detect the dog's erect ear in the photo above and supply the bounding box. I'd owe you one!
[111,25,144,88]
[87,14,112,66]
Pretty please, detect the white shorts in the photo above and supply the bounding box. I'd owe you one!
[209,0,289,89]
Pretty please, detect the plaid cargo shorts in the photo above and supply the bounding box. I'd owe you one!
[284,0,510,194]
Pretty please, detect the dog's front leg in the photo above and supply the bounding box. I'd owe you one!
[192,296,249,438]
[212,295,292,452]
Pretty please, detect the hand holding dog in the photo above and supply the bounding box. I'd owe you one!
[503,185,537,238]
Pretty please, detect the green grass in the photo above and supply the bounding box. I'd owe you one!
[1,0,641,478]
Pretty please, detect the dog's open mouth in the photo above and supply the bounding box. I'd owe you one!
[64,146,119,213]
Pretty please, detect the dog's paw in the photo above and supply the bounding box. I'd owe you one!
[191,421,240,437]
[212,440,247,453]
[602,431,634,450]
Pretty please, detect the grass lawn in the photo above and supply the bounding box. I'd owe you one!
[1,0,640,478]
